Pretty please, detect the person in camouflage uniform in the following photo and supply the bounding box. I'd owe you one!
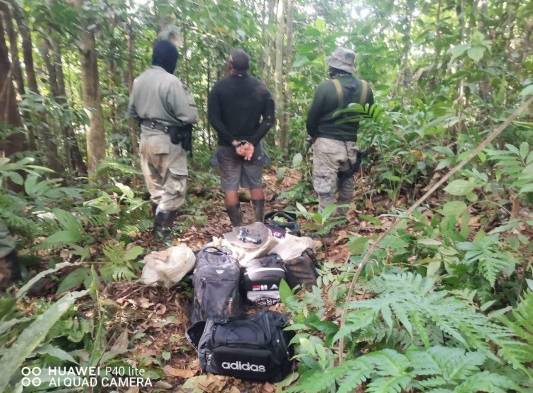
[128,40,198,240]
[0,220,18,290]
[306,47,374,212]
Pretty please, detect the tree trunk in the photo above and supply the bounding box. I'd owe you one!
[274,0,288,156]
[1,5,24,96]
[50,36,87,175]
[0,13,25,157]
[31,35,63,173]
[280,0,293,155]
[126,16,139,156]
[80,28,106,178]
[6,0,37,149]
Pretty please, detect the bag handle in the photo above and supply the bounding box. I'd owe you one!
[203,246,226,255]
[265,211,296,223]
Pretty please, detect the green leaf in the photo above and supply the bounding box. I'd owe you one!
[441,201,468,217]
[467,46,485,63]
[417,239,442,247]
[279,279,293,305]
[519,142,529,160]
[519,84,533,97]
[17,262,82,299]
[40,230,81,248]
[0,290,88,392]
[360,214,382,226]
[444,179,475,196]
[519,183,533,194]
[124,245,144,261]
[348,237,369,255]
[56,267,91,294]
[36,344,78,364]
[449,44,468,61]
[8,172,24,185]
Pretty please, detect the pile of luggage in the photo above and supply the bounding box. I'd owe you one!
[186,212,318,382]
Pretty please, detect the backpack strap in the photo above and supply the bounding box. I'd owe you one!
[331,78,344,108]
[359,80,369,104]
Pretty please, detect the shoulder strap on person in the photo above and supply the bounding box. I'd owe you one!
[330,79,344,108]
[359,80,369,104]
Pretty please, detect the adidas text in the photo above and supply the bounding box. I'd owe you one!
[221,361,266,373]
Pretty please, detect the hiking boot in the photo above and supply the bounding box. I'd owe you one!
[153,210,178,241]
[252,199,265,222]
[226,203,242,227]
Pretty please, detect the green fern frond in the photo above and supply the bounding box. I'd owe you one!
[454,371,520,393]
[100,242,143,283]
[291,346,518,393]
[497,291,533,376]
[346,272,510,353]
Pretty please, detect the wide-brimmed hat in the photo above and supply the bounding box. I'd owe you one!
[327,47,356,74]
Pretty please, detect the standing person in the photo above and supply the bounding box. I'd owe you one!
[307,47,374,212]
[128,40,198,240]
[208,48,275,227]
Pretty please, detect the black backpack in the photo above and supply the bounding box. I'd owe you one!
[191,247,241,324]
[242,254,286,306]
[187,311,294,382]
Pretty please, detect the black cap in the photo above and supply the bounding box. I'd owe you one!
[152,40,179,74]
[229,48,250,72]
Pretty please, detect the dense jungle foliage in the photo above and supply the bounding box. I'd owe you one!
[0,0,532,392]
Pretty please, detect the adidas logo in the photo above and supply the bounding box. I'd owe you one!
[221,361,266,373]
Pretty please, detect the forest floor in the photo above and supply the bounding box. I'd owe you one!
[96,167,396,393]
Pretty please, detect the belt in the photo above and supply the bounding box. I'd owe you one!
[140,120,178,133]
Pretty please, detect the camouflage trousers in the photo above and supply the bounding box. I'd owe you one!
[140,127,188,213]
[312,137,357,210]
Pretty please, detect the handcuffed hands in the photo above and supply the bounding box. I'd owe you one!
[235,141,254,160]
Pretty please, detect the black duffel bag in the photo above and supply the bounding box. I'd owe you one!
[187,311,294,382]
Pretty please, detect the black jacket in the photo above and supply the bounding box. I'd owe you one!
[208,74,275,146]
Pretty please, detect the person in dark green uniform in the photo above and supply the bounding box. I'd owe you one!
[307,47,374,211]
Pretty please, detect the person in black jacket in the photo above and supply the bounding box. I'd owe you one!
[208,49,275,226]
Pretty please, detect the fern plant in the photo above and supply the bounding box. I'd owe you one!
[497,291,533,377]
[455,231,517,287]
[485,142,533,195]
[335,273,514,359]
[289,346,520,393]
[100,242,144,282]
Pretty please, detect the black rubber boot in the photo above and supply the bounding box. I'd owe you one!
[226,203,242,227]
[252,199,265,223]
[153,210,178,241]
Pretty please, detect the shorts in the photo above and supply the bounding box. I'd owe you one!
[213,144,270,191]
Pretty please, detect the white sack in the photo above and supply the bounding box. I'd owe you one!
[141,244,195,287]
[270,233,315,260]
